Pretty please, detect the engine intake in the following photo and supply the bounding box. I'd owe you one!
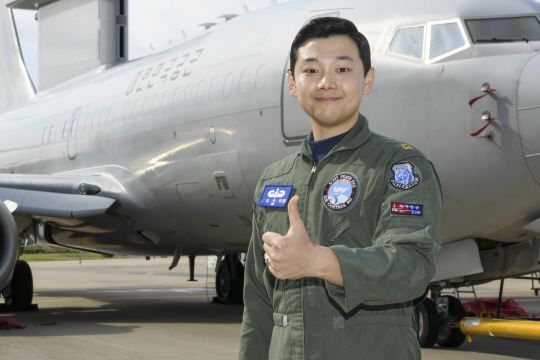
[0,200,18,291]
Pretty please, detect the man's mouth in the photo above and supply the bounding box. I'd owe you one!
[316,97,340,102]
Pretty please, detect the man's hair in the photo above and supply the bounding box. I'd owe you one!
[289,17,371,78]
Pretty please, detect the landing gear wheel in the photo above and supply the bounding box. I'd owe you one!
[2,260,33,307]
[216,264,232,302]
[415,297,439,348]
[215,255,244,304]
[437,295,467,347]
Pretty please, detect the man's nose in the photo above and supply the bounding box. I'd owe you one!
[317,71,337,89]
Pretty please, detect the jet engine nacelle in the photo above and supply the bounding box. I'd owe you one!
[0,199,18,291]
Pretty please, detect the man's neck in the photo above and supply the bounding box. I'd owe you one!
[310,118,358,141]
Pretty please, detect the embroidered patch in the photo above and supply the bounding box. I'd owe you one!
[323,172,360,213]
[391,203,423,216]
[258,185,293,208]
[401,144,413,150]
[390,162,421,190]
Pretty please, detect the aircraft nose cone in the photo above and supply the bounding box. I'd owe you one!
[517,52,540,185]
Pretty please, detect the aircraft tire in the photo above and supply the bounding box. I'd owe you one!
[0,199,18,292]
[215,255,243,304]
[415,297,439,348]
[2,260,33,307]
[436,295,467,347]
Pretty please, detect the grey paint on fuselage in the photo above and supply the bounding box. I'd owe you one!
[2,0,540,268]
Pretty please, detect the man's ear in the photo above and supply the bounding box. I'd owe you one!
[287,71,298,97]
[363,67,375,95]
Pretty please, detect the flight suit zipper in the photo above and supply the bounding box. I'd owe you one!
[300,157,323,359]
[306,160,336,246]
[300,156,332,358]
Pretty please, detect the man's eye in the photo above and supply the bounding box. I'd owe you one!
[337,68,350,72]
[304,69,317,74]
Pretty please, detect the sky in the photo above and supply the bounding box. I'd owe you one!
[11,0,292,87]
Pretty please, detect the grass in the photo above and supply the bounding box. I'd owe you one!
[19,246,131,262]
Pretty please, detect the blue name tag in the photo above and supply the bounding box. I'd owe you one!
[258,185,293,208]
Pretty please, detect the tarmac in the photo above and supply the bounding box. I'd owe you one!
[0,257,539,359]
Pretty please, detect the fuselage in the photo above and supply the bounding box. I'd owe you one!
[2,0,540,257]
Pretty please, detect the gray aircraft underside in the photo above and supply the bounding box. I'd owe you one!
[2,0,540,292]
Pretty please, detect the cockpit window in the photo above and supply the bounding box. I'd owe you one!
[430,22,466,59]
[466,16,540,43]
[389,26,425,59]
[390,21,468,62]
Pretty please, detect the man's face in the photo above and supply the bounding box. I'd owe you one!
[288,35,374,140]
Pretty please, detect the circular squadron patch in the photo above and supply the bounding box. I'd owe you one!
[390,162,421,190]
[323,172,360,213]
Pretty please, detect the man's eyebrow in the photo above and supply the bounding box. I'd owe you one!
[336,55,354,61]
[301,55,354,63]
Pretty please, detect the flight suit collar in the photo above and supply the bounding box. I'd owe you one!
[299,113,372,160]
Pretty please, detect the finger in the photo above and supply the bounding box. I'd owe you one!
[263,242,272,255]
[262,231,281,247]
[287,195,303,230]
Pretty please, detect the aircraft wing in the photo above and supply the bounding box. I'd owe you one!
[0,173,120,220]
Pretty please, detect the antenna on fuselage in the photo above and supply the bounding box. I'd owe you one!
[199,22,217,30]
[218,14,238,21]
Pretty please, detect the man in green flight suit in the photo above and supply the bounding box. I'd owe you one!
[239,17,442,360]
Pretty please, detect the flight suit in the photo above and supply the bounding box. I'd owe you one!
[239,114,442,360]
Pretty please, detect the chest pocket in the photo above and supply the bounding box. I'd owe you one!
[255,179,298,237]
[319,198,378,249]
[311,166,383,249]
[256,206,290,236]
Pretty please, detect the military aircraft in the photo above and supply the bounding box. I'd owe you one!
[2,0,540,349]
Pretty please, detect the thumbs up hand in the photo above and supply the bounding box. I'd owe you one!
[262,195,318,280]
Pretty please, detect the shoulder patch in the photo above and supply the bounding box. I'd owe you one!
[323,172,360,213]
[389,162,421,190]
[258,185,293,208]
[392,203,423,216]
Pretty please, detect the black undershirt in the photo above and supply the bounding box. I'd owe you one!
[308,131,349,164]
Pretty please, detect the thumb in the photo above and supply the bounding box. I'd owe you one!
[287,195,303,230]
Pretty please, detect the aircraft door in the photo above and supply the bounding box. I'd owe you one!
[281,61,311,142]
[67,108,80,160]
[517,53,540,186]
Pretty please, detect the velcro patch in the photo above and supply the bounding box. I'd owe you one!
[390,162,421,190]
[323,172,360,213]
[258,185,293,208]
[391,203,423,216]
